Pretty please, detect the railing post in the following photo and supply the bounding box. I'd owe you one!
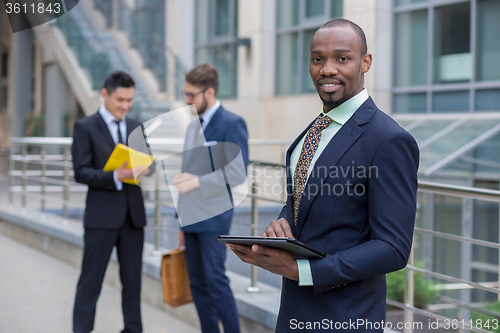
[151,172,162,256]
[62,146,70,224]
[8,144,14,207]
[247,165,260,293]
[40,147,46,217]
[404,242,415,333]
[21,144,27,211]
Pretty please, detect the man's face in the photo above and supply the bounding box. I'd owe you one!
[184,82,208,115]
[309,26,372,112]
[101,87,135,119]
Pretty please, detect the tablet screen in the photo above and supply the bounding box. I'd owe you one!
[219,235,325,259]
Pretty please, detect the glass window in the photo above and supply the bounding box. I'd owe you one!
[195,47,210,65]
[394,10,428,87]
[196,0,211,44]
[393,93,427,114]
[277,0,299,29]
[433,91,469,112]
[434,3,471,84]
[276,0,343,96]
[476,0,500,82]
[215,0,230,37]
[476,89,500,112]
[392,1,500,114]
[433,195,462,276]
[302,29,317,93]
[195,0,238,98]
[395,0,427,6]
[330,0,343,18]
[306,0,324,18]
[276,33,299,95]
[214,44,233,98]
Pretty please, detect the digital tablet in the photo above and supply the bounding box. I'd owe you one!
[218,235,325,259]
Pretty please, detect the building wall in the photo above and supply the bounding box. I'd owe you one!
[166,0,385,162]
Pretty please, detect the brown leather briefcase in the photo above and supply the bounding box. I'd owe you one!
[160,247,193,307]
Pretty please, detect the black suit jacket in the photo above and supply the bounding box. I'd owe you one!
[72,112,149,229]
[275,98,419,332]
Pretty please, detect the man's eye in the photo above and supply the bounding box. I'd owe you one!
[312,58,322,63]
[339,57,348,62]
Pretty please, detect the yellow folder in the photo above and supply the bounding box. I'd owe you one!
[103,143,155,185]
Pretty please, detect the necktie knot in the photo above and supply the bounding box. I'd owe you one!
[312,115,332,131]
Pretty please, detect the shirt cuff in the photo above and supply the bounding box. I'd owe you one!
[297,259,313,286]
[113,170,123,191]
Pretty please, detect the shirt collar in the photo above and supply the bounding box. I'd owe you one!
[322,88,369,125]
[200,100,221,127]
[99,104,123,125]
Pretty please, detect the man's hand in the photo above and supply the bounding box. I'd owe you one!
[226,217,298,280]
[172,173,200,193]
[262,218,295,238]
[227,243,299,281]
[116,162,149,181]
[178,230,185,247]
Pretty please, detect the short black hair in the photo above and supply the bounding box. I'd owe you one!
[103,71,135,94]
[319,18,368,55]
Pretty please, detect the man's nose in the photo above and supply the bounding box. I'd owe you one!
[320,60,338,76]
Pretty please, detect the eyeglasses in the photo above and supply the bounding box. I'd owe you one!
[183,88,207,100]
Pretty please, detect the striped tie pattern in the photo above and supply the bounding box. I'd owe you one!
[293,115,333,225]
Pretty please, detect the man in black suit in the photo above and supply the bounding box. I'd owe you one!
[72,71,150,333]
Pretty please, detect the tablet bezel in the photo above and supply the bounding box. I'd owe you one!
[219,235,325,259]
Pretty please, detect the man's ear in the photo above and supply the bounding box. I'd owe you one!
[101,88,109,100]
[206,87,216,99]
[361,53,373,74]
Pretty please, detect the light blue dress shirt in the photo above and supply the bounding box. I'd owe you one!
[290,89,369,286]
[99,105,127,191]
[199,99,221,132]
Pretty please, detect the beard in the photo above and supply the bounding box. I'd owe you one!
[320,93,349,110]
[197,95,209,115]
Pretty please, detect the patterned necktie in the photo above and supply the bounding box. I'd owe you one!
[293,115,333,225]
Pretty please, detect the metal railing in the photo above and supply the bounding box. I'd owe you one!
[6,137,500,332]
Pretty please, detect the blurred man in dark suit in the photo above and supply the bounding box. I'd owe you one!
[173,64,249,333]
[72,71,150,333]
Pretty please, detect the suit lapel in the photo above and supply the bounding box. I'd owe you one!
[202,106,223,141]
[95,112,116,149]
[293,98,377,238]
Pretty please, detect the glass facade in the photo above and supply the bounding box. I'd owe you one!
[195,0,238,98]
[393,0,500,114]
[275,0,343,96]
[477,0,500,82]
